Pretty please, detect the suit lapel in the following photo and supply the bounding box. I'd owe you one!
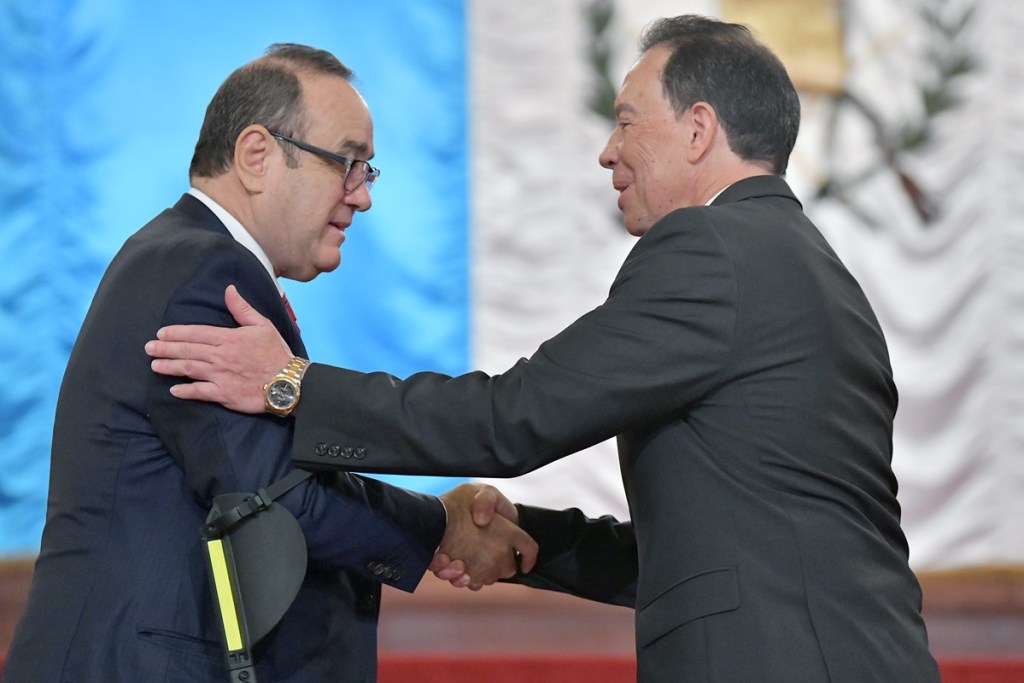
[171,193,308,357]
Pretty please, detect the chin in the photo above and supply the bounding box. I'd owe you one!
[316,257,342,275]
[625,221,648,237]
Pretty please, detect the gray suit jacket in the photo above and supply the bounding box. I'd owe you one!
[291,176,940,682]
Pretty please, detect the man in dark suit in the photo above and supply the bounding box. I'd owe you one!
[3,44,533,683]
[145,17,941,682]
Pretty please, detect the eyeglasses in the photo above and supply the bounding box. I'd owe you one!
[269,132,380,192]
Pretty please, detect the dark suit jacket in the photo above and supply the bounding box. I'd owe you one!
[3,194,445,683]
[290,176,940,682]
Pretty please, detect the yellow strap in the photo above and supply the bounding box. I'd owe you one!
[206,539,244,651]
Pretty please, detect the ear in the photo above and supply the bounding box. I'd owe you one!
[685,102,719,164]
[234,125,275,193]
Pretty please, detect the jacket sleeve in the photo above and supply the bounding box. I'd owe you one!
[507,504,637,608]
[291,210,737,478]
[146,247,445,592]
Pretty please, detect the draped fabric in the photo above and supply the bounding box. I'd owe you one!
[469,1,637,522]
[471,0,1024,570]
[802,0,1024,568]
[0,0,113,554]
[0,0,468,554]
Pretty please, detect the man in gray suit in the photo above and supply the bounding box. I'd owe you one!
[146,16,941,682]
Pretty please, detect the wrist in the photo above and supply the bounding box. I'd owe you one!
[263,356,310,416]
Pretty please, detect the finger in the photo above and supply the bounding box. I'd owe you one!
[433,558,468,581]
[428,552,453,574]
[435,567,467,582]
[445,558,468,574]
[492,490,519,525]
[511,529,540,574]
[149,357,187,378]
[144,341,167,360]
[224,285,269,328]
[155,324,233,346]
[150,357,216,381]
[168,381,223,403]
[471,488,498,527]
[146,340,218,367]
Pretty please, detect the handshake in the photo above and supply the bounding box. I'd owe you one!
[432,483,538,591]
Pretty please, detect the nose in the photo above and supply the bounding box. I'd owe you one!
[599,131,619,170]
[346,182,372,212]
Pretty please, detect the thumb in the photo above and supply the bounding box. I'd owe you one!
[225,284,269,328]
[428,551,453,574]
[470,488,498,527]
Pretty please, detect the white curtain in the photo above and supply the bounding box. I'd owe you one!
[470,0,1024,570]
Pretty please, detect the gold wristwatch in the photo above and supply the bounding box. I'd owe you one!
[264,356,311,417]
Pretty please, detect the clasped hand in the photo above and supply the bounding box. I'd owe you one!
[432,484,537,591]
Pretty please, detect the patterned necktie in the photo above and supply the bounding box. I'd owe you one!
[281,293,299,333]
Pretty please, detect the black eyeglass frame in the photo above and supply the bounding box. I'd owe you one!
[269,132,380,191]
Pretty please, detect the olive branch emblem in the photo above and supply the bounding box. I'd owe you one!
[585,0,618,122]
[815,0,980,227]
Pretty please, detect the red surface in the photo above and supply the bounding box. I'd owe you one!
[940,659,1024,683]
[379,655,636,683]
[3,652,1022,681]
[378,655,1024,683]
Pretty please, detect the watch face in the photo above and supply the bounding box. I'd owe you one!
[267,379,298,409]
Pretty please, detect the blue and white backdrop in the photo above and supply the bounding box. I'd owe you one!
[1,0,1021,571]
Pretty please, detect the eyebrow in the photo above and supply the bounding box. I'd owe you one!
[613,103,637,118]
[339,140,373,161]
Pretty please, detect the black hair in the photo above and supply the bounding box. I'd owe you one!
[639,15,800,174]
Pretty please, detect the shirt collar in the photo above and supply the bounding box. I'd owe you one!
[187,187,284,296]
[705,186,727,206]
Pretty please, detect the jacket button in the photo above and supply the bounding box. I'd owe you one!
[354,447,367,460]
[328,444,341,457]
[342,446,354,459]
[315,442,327,456]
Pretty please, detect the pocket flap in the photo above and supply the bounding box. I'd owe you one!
[637,566,740,647]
